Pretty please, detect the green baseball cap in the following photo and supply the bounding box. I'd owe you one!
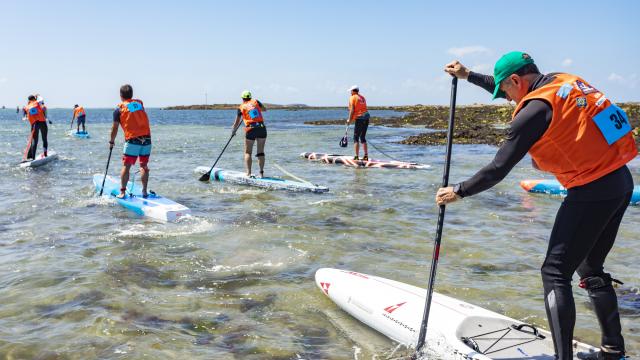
[492,51,535,99]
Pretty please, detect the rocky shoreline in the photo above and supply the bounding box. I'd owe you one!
[305,103,640,147]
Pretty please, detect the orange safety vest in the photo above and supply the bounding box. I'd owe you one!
[239,99,264,130]
[513,73,637,189]
[74,106,86,118]
[24,101,46,125]
[349,94,368,120]
[117,99,151,140]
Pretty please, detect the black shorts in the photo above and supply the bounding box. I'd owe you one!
[245,123,267,140]
[353,112,370,143]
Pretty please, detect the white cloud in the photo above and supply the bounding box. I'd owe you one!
[402,75,450,93]
[608,73,638,88]
[471,63,492,73]
[0,77,7,84]
[447,46,491,58]
[561,58,573,67]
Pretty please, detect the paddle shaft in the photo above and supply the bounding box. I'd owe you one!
[415,76,457,354]
[199,122,242,181]
[99,147,113,196]
[22,127,36,161]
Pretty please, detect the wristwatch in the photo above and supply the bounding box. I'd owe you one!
[453,183,463,198]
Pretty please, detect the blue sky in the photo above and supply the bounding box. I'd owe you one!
[1,0,639,107]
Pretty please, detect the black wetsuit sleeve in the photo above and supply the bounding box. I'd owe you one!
[257,100,265,110]
[467,71,496,94]
[456,99,552,197]
[237,109,242,116]
[113,108,120,123]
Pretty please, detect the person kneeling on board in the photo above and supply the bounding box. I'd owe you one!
[109,84,152,199]
[347,85,370,161]
[73,104,87,133]
[23,94,49,160]
[231,90,267,177]
[436,52,636,360]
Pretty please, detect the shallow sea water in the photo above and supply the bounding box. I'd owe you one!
[0,108,638,359]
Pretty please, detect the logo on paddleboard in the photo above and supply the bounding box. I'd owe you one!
[320,282,331,295]
[342,271,369,279]
[384,302,407,314]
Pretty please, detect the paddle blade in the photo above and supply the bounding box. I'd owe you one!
[339,135,348,148]
[198,171,211,182]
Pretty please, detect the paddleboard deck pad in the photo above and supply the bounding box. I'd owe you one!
[19,151,59,168]
[194,166,329,193]
[315,268,597,359]
[93,174,190,222]
[301,152,430,170]
[520,179,639,205]
[67,130,90,138]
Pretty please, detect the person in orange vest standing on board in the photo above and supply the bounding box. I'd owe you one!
[72,104,87,133]
[109,84,152,199]
[22,94,49,160]
[436,51,637,360]
[347,85,370,161]
[231,90,267,177]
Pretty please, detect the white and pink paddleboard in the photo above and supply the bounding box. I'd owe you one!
[315,268,598,359]
[301,152,431,170]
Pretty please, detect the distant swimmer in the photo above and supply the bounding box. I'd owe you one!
[231,90,267,177]
[72,104,87,133]
[347,85,370,161]
[109,84,152,199]
[437,52,637,360]
[23,95,49,159]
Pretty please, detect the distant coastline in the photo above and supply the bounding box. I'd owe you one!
[303,103,640,147]
[162,104,396,111]
[162,103,640,146]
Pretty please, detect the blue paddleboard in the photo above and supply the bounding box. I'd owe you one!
[520,179,639,205]
[93,174,191,222]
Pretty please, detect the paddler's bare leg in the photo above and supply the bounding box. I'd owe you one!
[244,139,255,176]
[140,165,149,196]
[354,142,360,160]
[119,164,131,198]
[256,137,266,177]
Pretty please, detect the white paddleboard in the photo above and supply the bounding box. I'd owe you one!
[93,174,191,222]
[315,268,598,359]
[19,151,59,168]
[194,166,329,193]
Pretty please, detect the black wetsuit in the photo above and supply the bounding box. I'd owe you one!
[454,72,634,358]
[24,107,49,159]
[353,112,370,143]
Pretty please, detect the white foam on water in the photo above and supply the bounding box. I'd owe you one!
[111,217,216,239]
[207,260,284,273]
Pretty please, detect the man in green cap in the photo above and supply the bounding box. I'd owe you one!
[436,52,636,360]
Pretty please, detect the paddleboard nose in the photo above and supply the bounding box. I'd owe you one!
[519,180,540,192]
[315,268,333,295]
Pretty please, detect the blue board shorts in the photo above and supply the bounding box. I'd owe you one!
[77,115,86,125]
[123,136,152,166]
